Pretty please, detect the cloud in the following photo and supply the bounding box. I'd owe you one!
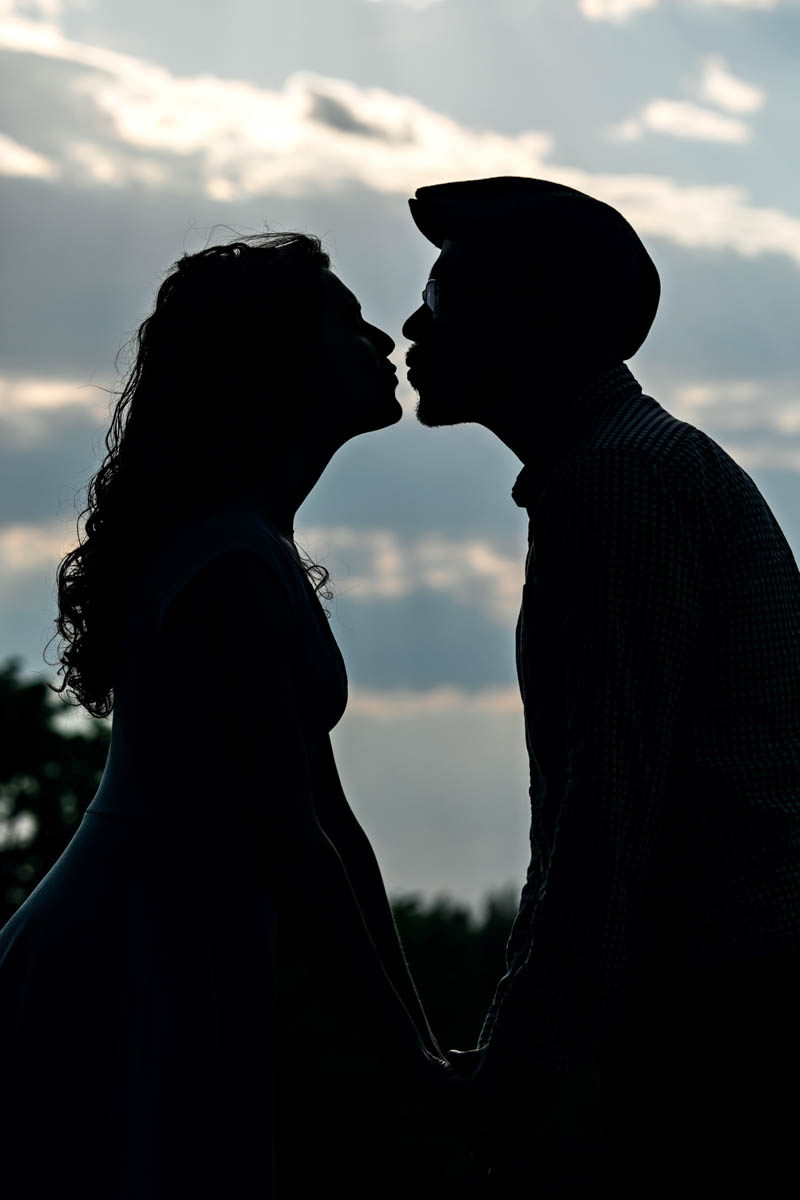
[581,0,778,16]
[579,0,657,19]
[0,518,72,571]
[0,513,526,628]
[0,0,71,16]
[361,0,447,8]
[696,54,765,114]
[711,441,800,470]
[306,90,412,140]
[346,684,521,719]
[65,140,169,189]
[0,130,59,178]
[670,378,800,441]
[4,10,800,273]
[296,525,524,625]
[609,99,751,143]
[697,0,778,8]
[563,172,800,265]
[0,373,109,415]
[0,373,110,448]
[605,54,766,166]
[0,14,553,199]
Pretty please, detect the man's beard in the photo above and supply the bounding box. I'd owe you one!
[415,385,473,428]
[407,351,480,428]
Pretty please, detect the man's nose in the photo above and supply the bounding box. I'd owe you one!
[402,304,428,341]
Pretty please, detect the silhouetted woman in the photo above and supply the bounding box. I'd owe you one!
[0,232,452,1198]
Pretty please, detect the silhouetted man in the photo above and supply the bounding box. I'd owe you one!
[403,176,800,1197]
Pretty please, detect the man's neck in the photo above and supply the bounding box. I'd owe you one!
[481,359,618,466]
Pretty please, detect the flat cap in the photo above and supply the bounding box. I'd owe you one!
[408,176,660,358]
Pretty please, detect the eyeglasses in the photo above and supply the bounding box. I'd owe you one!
[422,278,440,319]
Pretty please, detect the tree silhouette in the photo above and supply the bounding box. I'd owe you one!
[0,656,110,927]
[390,889,518,1050]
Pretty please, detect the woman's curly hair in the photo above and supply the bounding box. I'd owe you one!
[44,229,335,720]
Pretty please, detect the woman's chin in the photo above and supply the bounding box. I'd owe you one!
[366,386,404,429]
[362,397,403,434]
[387,396,404,425]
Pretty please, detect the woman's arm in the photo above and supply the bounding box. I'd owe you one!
[307,734,446,1062]
[160,548,443,1071]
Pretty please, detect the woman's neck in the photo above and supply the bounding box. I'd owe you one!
[241,440,339,542]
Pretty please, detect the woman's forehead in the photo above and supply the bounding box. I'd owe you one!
[320,267,359,310]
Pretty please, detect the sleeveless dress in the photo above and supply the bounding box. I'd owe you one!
[0,499,347,1199]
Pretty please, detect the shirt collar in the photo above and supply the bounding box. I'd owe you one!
[510,361,644,512]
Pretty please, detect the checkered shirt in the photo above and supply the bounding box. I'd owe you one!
[478,361,800,1073]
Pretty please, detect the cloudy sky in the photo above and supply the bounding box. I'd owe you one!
[2,0,800,910]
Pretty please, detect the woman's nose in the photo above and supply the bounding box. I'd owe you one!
[367,322,395,356]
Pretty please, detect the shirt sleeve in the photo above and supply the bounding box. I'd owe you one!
[477,844,545,1048]
[483,447,704,1073]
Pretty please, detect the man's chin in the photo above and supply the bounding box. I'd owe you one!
[414,390,471,428]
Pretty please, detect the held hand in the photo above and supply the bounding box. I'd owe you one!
[415,1045,452,1071]
[392,1039,458,1089]
[445,1046,488,1080]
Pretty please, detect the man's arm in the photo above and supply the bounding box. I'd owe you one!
[308,733,447,1063]
[476,831,546,1047]
[479,448,704,1080]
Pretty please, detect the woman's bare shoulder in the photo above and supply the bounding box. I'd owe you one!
[161,546,297,641]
